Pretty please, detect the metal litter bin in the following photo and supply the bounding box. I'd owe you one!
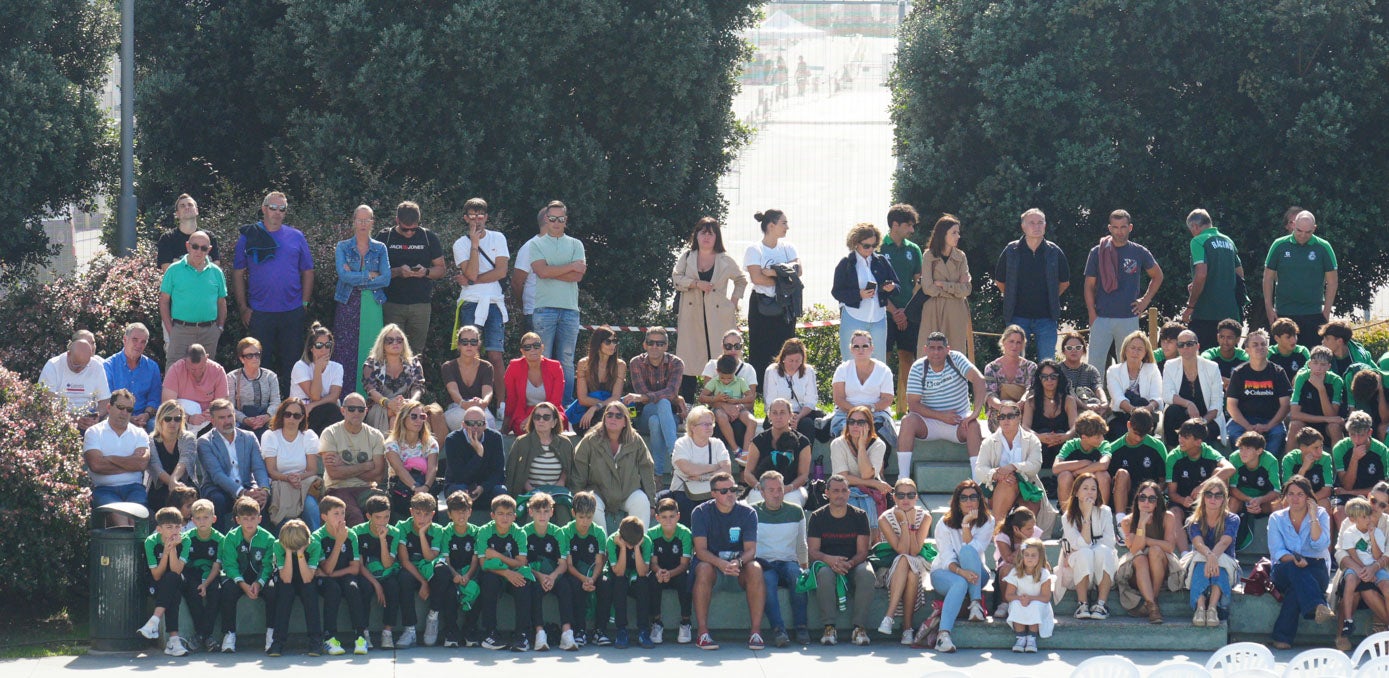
[88,502,150,652]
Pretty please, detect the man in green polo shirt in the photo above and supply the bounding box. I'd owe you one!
[1181,208,1244,350]
[880,203,921,416]
[529,200,586,403]
[160,230,227,367]
[1263,210,1337,348]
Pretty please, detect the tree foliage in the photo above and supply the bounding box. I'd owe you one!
[136,0,758,317]
[0,0,118,283]
[891,0,1389,328]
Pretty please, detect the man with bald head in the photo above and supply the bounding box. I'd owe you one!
[443,405,507,508]
[40,336,110,431]
[233,191,315,393]
[1264,210,1337,348]
[161,229,228,365]
[319,392,387,524]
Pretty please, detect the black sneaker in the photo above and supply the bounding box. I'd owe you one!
[1344,619,1357,636]
[266,643,283,658]
[594,629,613,646]
[573,629,588,647]
[481,632,508,650]
[463,630,480,648]
[511,635,530,652]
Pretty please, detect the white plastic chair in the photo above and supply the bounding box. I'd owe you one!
[1148,661,1214,678]
[1224,671,1280,678]
[1358,656,1389,677]
[1071,656,1141,678]
[1356,632,1389,668]
[1207,642,1277,676]
[1283,647,1354,677]
[920,672,972,678]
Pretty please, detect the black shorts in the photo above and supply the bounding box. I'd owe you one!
[887,317,921,354]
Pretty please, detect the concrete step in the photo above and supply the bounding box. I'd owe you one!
[915,461,973,494]
[913,439,970,463]
[949,612,1227,651]
[1228,588,1374,646]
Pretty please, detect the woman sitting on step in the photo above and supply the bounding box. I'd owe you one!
[1115,480,1181,624]
[1183,477,1240,629]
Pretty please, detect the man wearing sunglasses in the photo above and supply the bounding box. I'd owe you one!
[161,230,228,365]
[233,191,315,394]
[528,200,587,403]
[690,472,765,650]
[626,327,686,479]
[319,392,387,525]
[380,200,446,355]
[85,389,151,526]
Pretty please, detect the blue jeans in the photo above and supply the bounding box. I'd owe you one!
[760,559,808,630]
[1271,558,1330,644]
[92,482,148,508]
[301,495,322,532]
[1226,418,1288,456]
[838,312,888,363]
[532,307,580,403]
[929,544,987,633]
[642,399,678,476]
[1189,559,1232,612]
[1010,316,1060,363]
[457,301,505,353]
[846,487,877,518]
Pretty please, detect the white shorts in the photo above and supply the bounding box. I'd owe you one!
[906,412,968,443]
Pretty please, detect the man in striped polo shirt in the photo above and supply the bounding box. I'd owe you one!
[896,332,988,460]
[751,470,809,647]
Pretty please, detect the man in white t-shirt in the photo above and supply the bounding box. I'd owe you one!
[84,389,150,525]
[452,197,510,404]
[509,209,546,334]
[897,332,987,460]
[40,337,110,430]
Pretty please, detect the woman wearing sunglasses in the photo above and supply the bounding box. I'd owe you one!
[261,398,322,529]
[146,400,199,512]
[830,222,900,364]
[1116,480,1180,624]
[504,332,567,435]
[875,477,932,644]
[435,325,496,437]
[572,401,657,531]
[830,404,892,540]
[505,402,575,523]
[974,399,1046,527]
[1267,474,1334,648]
[566,325,627,435]
[929,480,994,653]
[1184,477,1239,628]
[291,322,344,433]
[362,324,425,432]
[385,400,439,518]
[226,336,281,437]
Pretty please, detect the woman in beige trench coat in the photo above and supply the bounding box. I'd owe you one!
[672,217,748,400]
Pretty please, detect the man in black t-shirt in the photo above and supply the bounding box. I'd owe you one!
[376,200,446,354]
[1225,330,1292,456]
[807,475,874,646]
[157,194,221,272]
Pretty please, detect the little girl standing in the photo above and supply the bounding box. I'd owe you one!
[993,507,1043,618]
[1004,538,1055,653]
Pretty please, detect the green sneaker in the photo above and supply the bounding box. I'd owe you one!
[324,637,346,656]
[353,636,369,655]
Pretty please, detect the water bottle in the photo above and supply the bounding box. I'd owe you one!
[812,455,825,481]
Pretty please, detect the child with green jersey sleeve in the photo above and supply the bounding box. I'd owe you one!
[396,492,445,647]
[1165,419,1236,551]
[1289,346,1347,447]
[1053,411,1113,506]
[522,492,576,650]
[180,499,225,653]
[1105,409,1169,523]
[601,515,654,649]
[1228,432,1282,516]
[646,498,694,645]
[476,494,538,652]
[267,519,322,657]
[1282,428,1336,512]
[563,491,609,646]
[138,507,191,656]
[351,494,405,649]
[1334,412,1389,527]
[431,491,481,648]
[312,495,368,655]
[217,496,277,653]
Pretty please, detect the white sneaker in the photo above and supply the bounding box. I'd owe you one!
[1025,635,1038,653]
[381,628,395,649]
[995,603,1009,619]
[424,611,439,646]
[1075,602,1092,620]
[877,616,894,635]
[677,624,693,644]
[221,632,237,653]
[1012,635,1027,653]
[534,628,549,651]
[968,600,987,621]
[650,621,665,645]
[137,614,161,639]
[559,629,577,651]
[164,635,189,657]
[935,630,956,653]
[396,626,416,648]
[264,628,274,653]
[901,629,914,646]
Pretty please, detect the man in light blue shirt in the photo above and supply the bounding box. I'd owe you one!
[528,200,586,402]
[104,322,163,431]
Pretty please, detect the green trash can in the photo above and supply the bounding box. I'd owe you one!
[88,502,150,652]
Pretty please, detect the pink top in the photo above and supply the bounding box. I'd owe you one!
[163,358,229,410]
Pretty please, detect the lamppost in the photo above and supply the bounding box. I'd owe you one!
[117,0,136,256]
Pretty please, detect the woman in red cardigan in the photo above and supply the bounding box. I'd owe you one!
[504,331,568,434]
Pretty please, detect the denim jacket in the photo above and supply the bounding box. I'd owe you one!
[334,238,392,304]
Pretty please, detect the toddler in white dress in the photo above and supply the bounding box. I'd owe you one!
[1004,537,1056,653]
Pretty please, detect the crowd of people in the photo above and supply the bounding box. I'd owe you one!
[38,191,1389,657]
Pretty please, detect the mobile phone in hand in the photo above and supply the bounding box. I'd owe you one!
[864,281,877,291]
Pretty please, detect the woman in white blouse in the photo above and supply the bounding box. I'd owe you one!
[1060,472,1119,621]
[929,480,994,653]
[974,400,1046,522]
[830,329,897,446]
[762,338,823,442]
[668,405,732,524]
[260,399,321,529]
[1106,330,1164,440]
[1161,329,1225,447]
[290,322,345,434]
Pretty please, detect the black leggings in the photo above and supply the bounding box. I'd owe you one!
[268,570,321,642]
[151,572,184,633]
[181,575,226,639]
[363,571,407,628]
[600,572,651,630]
[647,571,691,622]
[318,574,367,638]
[568,570,608,630]
[221,579,277,634]
[429,567,480,644]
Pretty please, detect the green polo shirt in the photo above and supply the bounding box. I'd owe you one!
[159,256,227,322]
[1264,234,1336,316]
[530,234,584,311]
[880,234,922,309]
[1189,227,1242,321]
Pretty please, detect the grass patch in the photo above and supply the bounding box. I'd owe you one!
[0,606,88,658]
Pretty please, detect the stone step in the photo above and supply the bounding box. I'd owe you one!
[914,461,973,494]
[1228,588,1373,646]
[913,439,971,463]
[949,612,1228,651]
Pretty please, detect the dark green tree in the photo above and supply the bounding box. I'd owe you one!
[0,0,118,283]
[135,0,757,319]
[892,0,1389,328]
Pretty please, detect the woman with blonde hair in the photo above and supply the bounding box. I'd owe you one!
[384,399,439,517]
[1106,330,1164,437]
[1184,477,1240,628]
[503,332,566,435]
[668,404,733,521]
[982,325,1036,431]
[572,400,657,529]
[146,400,199,512]
[362,324,425,431]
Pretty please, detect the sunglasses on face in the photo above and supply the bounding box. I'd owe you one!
[344,405,367,413]
[241,352,262,359]
[408,412,428,421]
[546,215,568,223]
[521,342,543,351]
[189,244,211,252]
[602,337,618,345]
[1137,494,1159,503]
[996,412,1021,420]
[111,404,134,413]
[604,411,627,420]
[314,341,334,350]
[1063,345,1084,352]
[856,241,878,249]
[265,204,288,213]
[284,411,304,420]
[645,340,667,347]
[464,419,486,427]
[162,415,183,423]
[457,338,480,346]
[724,343,743,351]
[1177,341,1198,348]
[1206,493,1225,500]
[711,487,737,495]
[385,336,404,345]
[1039,373,1059,381]
[894,491,918,499]
[847,418,870,426]
[533,412,555,422]
[851,344,872,350]
[959,494,980,502]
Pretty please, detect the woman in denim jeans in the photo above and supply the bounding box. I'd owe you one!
[929,480,994,652]
[332,205,391,395]
[1268,474,1334,648]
